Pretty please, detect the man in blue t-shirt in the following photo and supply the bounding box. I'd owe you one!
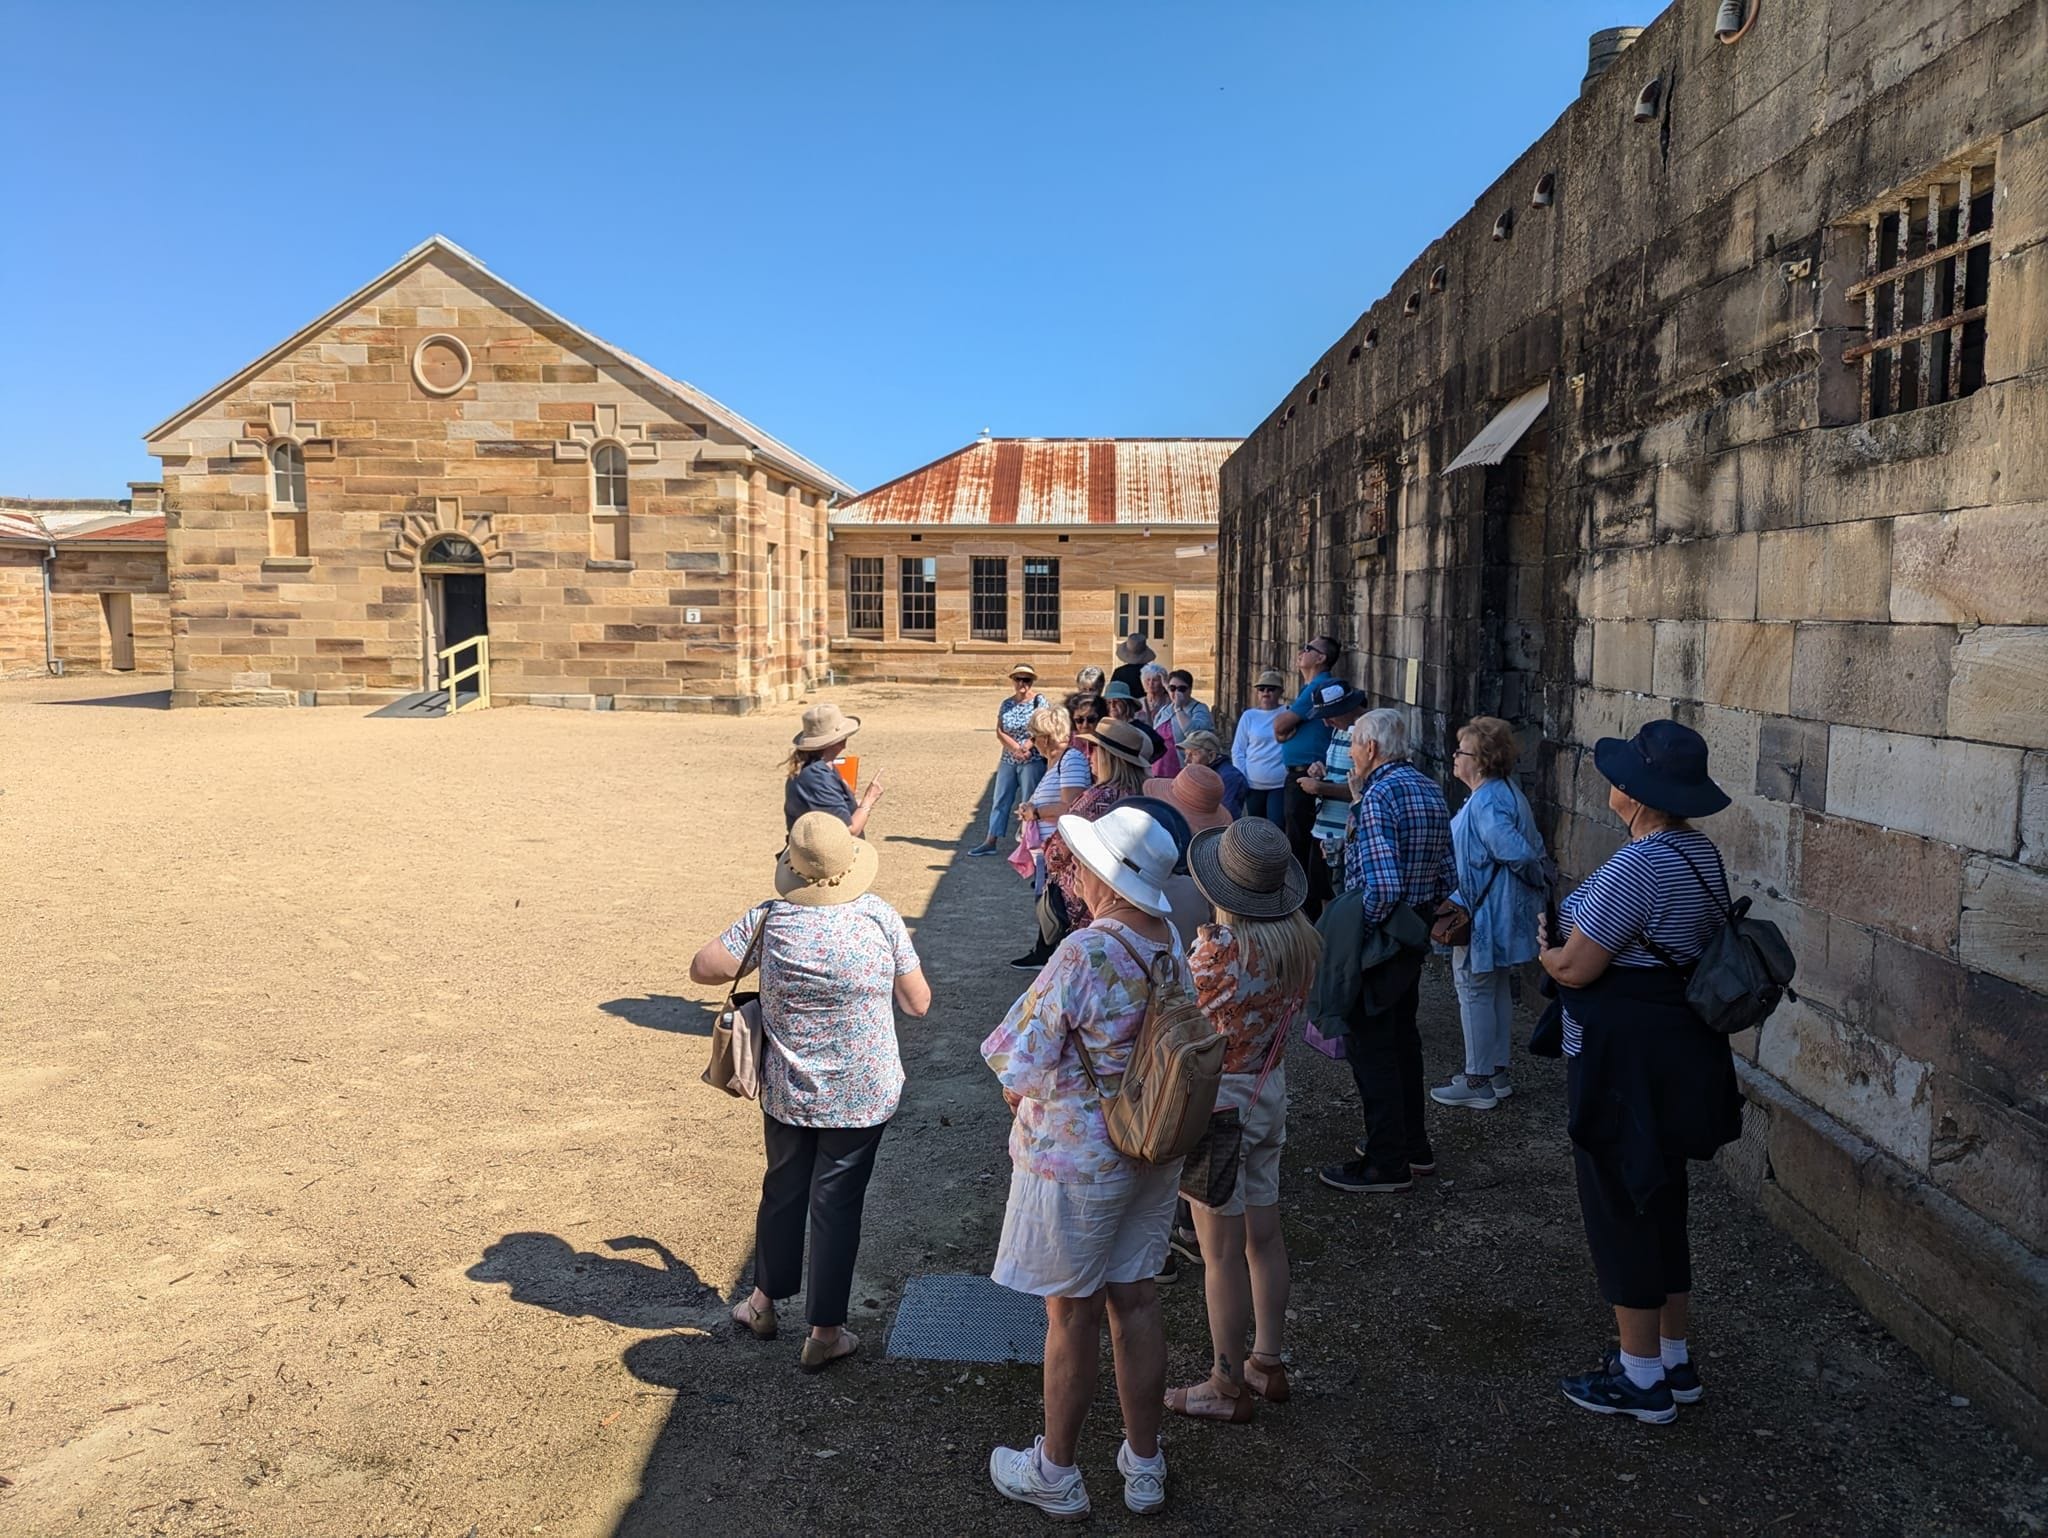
[1270,635,1341,915]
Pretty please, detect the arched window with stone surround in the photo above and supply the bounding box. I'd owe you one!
[591,441,630,562]
[268,440,309,557]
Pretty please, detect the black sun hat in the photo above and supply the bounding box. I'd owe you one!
[1593,719,1731,819]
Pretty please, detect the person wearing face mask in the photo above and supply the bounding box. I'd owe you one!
[1537,719,1741,1428]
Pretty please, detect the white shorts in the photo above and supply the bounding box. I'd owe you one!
[991,1160,1182,1298]
[1197,1065,1288,1218]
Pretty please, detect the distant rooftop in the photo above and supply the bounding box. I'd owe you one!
[833,437,1237,528]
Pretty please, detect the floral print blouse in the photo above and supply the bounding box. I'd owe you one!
[1190,922,1311,1079]
[719,895,920,1128]
[1041,780,1130,927]
[982,920,1179,1184]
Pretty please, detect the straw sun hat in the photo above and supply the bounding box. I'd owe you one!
[1080,717,1152,770]
[1056,805,1177,918]
[792,702,861,751]
[775,812,879,906]
[1188,818,1308,920]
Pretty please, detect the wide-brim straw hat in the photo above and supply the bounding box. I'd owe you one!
[1057,805,1176,918]
[792,701,861,751]
[1594,719,1730,819]
[1188,818,1308,920]
[1008,662,1039,682]
[775,811,880,906]
[1115,632,1157,666]
[1081,718,1153,770]
[1143,767,1233,833]
[1254,669,1287,690]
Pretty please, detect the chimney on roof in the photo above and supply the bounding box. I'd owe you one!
[977,426,992,444]
[1582,25,1645,95]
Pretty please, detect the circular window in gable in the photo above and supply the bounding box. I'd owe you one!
[412,334,473,396]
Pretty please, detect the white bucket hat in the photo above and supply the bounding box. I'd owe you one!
[1056,805,1177,918]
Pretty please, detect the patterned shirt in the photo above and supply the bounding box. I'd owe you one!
[1343,760,1455,925]
[1559,830,1729,1056]
[1043,780,1130,926]
[999,692,1047,761]
[719,896,920,1128]
[982,920,1181,1183]
[1191,922,1311,1078]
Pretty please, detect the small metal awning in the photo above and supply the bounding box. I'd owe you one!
[1442,383,1551,473]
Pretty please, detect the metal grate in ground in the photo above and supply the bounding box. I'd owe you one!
[884,1274,1047,1365]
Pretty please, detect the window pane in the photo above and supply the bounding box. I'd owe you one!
[900,556,936,636]
[971,556,1007,641]
[847,556,883,635]
[1023,557,1060,641]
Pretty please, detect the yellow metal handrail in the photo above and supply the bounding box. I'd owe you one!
[438,633,490,715]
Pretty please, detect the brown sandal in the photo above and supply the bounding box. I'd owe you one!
[1165,1376,1255,1423]
[732,1296,778,1340]
[799,1328,860,1373]
[1244,1354,1290,1403]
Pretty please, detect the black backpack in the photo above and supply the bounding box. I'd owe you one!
[1640,843,1798,1037]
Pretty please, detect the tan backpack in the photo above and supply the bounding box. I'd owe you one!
[1072,924,1225,1164]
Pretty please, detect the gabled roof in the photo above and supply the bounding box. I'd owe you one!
[0,512,166,547]
[144,235,853,497]
[833,437,1238,527]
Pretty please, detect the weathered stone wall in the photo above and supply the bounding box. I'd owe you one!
[828,528,1219,689]
[1219,0,2048,1450]
[0,546,170,678]
[146,248,834,711]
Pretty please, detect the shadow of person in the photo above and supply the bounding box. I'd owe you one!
[600,995,719,1036]
[467,1232,717,1328]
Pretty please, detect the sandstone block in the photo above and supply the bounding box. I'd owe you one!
[1590,620,1654,693]
[1704,622,1793,713]
[1758,998,1932,1168]
[1756,715,1828,809]
[1714,792,1794,892]
[1867,933,1965,1074]
[1795,811,1962,953]
[1930,1076,2048,1255]
[1757,527,1823,621]
[1705,533,1760,621]
[1819,519,1891,622]
[1763,1085,1873,1242]
[1959,857,2048,994]
[1947,627,2048,749]
[1789,623,1954,736]
[1827,726,2021,854]
[1651,620,1705,700]
[2022,752,2048,870]
[1891,506,2048,626]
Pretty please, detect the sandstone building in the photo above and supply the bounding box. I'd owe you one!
[1216,0,2048,1449]
[828,435,1232,689]
[143,237,850,710]
[0,494,170,678]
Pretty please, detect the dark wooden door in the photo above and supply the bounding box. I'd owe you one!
[442,574,487,653]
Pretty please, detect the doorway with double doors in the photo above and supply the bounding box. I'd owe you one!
[1115,589,1171,671]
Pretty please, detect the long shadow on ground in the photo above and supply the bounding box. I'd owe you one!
[38,687,170,708]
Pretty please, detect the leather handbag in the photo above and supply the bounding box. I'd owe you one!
[702,903,775,1099]
[1431,867,1501,948]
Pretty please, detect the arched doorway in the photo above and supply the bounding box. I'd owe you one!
[421,534,487,687]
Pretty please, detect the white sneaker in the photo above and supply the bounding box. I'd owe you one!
[990,1438,1090,1520]
[1429,1074,1498,1110]
[1115,1439,1167,1514]
[1492,1073,1514,1100]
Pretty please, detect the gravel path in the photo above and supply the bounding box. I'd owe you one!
[2,677,2040,1537]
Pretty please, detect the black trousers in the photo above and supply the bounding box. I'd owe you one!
[754,1112,888,1328]
[1343,961,1432,1174]
[1567,1054,1692,1309]
[1283,778,1334,919]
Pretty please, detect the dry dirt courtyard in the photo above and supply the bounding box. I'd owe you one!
[2,677,2042,1538]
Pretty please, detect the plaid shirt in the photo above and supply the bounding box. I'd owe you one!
[1344,760,1455,924]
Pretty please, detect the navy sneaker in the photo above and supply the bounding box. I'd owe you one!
[1603,1350,1702,1404]
[1560,1364,1678,1424]
[1319,1160,1412,1194]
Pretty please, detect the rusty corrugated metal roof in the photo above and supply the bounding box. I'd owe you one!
[833,438,1238,527]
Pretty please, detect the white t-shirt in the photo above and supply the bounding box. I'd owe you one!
[1233,707,1288,789]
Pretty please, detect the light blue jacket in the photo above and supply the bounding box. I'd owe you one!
[1446,776,1548,973]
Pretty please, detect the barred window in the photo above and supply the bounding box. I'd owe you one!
[1844,157,1995,421]
[899,556,937,637]
[846,557,883,636]
[1023,557,1061,641]
[971,557,1008,641]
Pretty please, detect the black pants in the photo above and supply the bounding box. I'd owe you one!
[754,1112,888,1328]
[1283,778,1334,919]
[1344,961,1431,1174]
[1567,1054,1692,1309]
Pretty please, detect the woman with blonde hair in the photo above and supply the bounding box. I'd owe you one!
[784,702,884,836]
[1165,819,1319,1422]
[1013,718,1153,970]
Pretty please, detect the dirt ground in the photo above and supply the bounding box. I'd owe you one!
[2,676,2042,1538]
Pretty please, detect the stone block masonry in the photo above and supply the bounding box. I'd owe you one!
[1217,0,2048,1452]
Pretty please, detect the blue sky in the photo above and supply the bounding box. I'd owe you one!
[0,1,1639,496]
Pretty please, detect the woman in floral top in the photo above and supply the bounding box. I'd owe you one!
[1039,717,1151,935]
[982,806,1185,1519]
[690,813,931,1373]
[1166,818,1319,1425]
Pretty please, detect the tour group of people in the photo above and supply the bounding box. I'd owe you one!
[689,628,1745,1518]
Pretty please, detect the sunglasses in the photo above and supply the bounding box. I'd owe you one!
[1169,683,1191,693]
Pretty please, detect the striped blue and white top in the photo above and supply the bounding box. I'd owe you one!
[1032,745,1092,808]
[1559,829,1729,1056]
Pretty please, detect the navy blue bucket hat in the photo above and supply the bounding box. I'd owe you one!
[1308,680,1371,720]
[1593,719,1731,819]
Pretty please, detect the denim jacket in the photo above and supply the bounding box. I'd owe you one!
[1446,776,1547,973]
